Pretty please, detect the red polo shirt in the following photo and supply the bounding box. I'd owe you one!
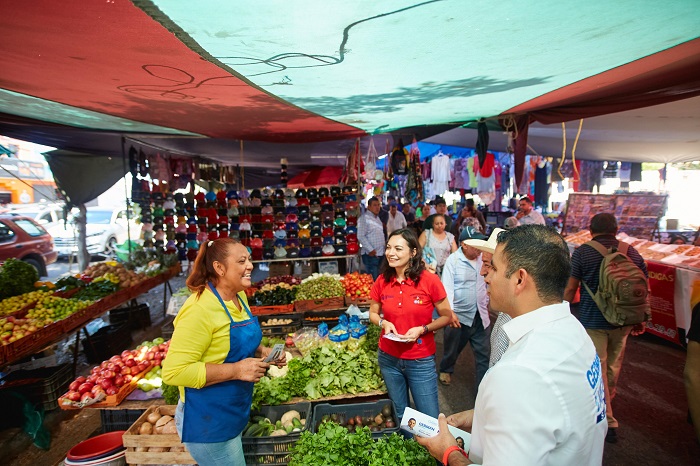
[370,270,447,359]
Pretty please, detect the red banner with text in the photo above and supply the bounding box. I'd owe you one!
[646,262,680,344]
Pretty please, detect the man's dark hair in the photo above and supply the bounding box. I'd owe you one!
[367,197,380,207]
[380,228,425,284]
[434,197,446,206]
[519,196,533,205]
[496,224,571,303]
[590,213,618,235]
[466,198,475,208]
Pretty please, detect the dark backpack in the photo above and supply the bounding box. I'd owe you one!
[582,240,650,326]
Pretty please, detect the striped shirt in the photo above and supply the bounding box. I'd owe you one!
[570,235,647,329]
[489,312,511,367]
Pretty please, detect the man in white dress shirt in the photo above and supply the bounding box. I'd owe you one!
[418,225,607,466]
[386,201,407,236]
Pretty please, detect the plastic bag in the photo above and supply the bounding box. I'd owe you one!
[329,314,349,342]
[10,391,50,450]
[348,315,367,339]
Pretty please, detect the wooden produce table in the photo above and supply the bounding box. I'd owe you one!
[0,264,181,368]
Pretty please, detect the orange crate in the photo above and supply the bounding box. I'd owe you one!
[3,321,64,363]
[250,304,295,316]
[58,365,150,410]
[294,296,345,312]
[344,296,372,307]
[122,405,195,465]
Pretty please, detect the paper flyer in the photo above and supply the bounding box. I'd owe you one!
[400,407,471,451]
[382,333,412,343]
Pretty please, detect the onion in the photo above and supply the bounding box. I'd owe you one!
[155,415,173,434]
[139,421,153,435]
[161,420,178,435]
[146,408,162,425]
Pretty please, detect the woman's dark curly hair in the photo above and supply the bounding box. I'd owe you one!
[380,228,426,284]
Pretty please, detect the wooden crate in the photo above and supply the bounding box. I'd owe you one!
[122,405,195,465]
[250,304,295,316]
[293,296,345,312]
[344,296,372,307]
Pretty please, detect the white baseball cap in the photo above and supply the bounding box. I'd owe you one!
[462,228,506,254]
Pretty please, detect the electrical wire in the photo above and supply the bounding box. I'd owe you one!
[0,163,59,204]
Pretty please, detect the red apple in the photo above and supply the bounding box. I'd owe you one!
[106,386,118,396]
[125,358,136,367]
[123,375,133,384]
[100,378,113,389]
[69,380,81,392]
[114,375,125,387]
[91,366,101,374]
[66,391,81,402]
[107,363,117,371]
[81,392,94,402]
[75,376,87,384]
[92,384,105,395]
[109,356,121,364]
[78,383,93,395]
[121,366,132,375]
[121,350,132,359]
[87,374,98,384]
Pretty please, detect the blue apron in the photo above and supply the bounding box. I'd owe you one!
[181,283,262,443]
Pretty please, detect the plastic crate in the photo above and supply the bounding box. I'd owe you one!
[82,324,132,364]
[311,400,399,439]
[258,313,302,337]
[100,408,145,432]
[0,363,72,412]
[242,402,311,466]
[109,303,152,330]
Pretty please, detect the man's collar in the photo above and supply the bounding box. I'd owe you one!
[502,302,571,344]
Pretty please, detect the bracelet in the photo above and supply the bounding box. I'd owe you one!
[422,324,429,335]
[378,318,384,328]
[442,445,468,465]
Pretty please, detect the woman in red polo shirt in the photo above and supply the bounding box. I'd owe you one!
[369,228,453,421]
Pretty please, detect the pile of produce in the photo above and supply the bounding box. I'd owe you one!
[72,280,120,301]
[123,248,179,276]
[132,408,186,455]
[134,338,170,392]
[0,290,53,317]
[60,338,169,407]
[242,409,306,438]
[315,404,395,433]
[0,316,44,344]
[294,274,345,301]
[261,317,294,327]
[341,272,375,299]
[81,262,149,289]
[289,421,433,466]
[53,276,85,292]
[250,283,297,306]
[252,330,384,408]
[0,258,40,300]
[255,275,302,287]
[25,295,93,325]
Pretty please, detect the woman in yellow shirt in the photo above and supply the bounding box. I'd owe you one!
[163,238,284,466]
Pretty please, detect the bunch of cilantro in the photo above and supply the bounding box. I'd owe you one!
[289,422,433,466]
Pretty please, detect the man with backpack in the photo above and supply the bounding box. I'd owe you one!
[564,213,649,444]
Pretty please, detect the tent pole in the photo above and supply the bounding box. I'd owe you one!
[121,137,133,260]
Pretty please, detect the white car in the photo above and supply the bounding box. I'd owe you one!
[4,203,66,229]
[48,206,139,257]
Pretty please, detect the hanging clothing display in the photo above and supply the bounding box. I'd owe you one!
[466,157,478,189]
[473,153,496,205]
[534,162,550,208]
[579,160,604,192]
[404,138,424,207]
[619,162,631,182]
[603,161,619,178]
[431,152,451,197]
[453,158,468,191]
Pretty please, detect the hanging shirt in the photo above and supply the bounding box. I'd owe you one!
[431,155,451,196]
[467,157,478,188]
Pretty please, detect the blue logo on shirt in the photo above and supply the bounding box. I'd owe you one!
[587,354,606,424]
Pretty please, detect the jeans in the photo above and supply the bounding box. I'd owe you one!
[377,350,439,422]
[362,254,382,280]
[175,401,246,466]
[439,312,491,393]
[586,327,632,429]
